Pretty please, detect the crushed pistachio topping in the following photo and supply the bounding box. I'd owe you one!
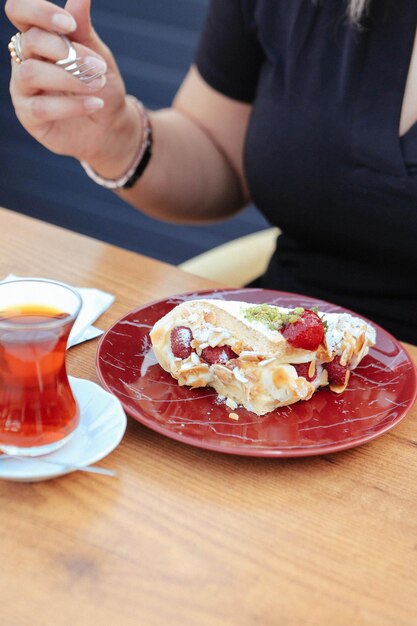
[243,304,287,330]
[288,308,304,323]
[243,304,305,330]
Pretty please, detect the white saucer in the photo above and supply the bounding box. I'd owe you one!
[0,377,127,482]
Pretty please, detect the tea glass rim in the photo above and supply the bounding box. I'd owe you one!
[0,278,82,330]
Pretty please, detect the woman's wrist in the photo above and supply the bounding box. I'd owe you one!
[82,96,145,182]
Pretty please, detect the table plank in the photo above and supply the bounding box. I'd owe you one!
[1,207,416,626]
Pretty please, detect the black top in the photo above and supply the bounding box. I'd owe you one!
[195,0,417,343]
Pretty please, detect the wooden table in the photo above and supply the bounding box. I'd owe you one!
[1,207,416,626]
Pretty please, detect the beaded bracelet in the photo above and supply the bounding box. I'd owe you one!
[80,96,153,190]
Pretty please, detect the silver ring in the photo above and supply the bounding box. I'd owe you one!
[55,35,104,83]
[55,35,78,72]
[8,32,25,64]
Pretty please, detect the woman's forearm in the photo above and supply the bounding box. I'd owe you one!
[86,98,247,224]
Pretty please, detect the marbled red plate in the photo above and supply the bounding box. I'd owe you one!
[96,289,417,457]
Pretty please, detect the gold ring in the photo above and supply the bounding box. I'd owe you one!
[8,32,25,64]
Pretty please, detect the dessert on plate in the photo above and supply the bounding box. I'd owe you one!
[150,299,376,416]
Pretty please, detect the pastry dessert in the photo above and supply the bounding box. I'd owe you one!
[150,299,376,415]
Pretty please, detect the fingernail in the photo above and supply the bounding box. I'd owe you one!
[52,13,77,33]
[84,56,107,74]
[85,75,107,90]
[84,97,104,111]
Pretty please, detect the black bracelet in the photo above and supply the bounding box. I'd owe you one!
[122,125,153,189]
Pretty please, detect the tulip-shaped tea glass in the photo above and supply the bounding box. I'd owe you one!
[0,279,82,456]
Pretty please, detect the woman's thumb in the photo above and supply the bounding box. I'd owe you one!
[64,0,92,44]
[64,0,114,65]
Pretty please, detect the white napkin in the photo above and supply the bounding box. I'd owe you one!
[1,274,115,348]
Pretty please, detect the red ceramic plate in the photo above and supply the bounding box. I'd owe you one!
[96,289,417,457]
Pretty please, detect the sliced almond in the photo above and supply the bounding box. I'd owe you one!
[308,360,316,378]
[226,397,238,410]
[203,310,216,324]
[190,352,201,365]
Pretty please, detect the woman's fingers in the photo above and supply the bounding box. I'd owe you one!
[18,27,108,72]
[18,94,105,125]
[20,27,76,62]
[5,1,118,81]
[5,0,77,34]
[11,57,106,97]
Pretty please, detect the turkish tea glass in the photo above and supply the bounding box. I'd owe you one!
[0,279,82,456]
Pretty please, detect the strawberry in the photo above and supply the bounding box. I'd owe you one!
[170,326,193,359]
[293,362,315,382]
[201,345,238,365]
[324,356,348,386]
[282,309,324,351]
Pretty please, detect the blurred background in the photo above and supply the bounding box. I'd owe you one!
[0,0,269,266]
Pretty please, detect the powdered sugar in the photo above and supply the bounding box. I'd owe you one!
[322,312,376,355]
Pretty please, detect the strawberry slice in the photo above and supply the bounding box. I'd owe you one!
[201,345,238,365]
[282,309,324,351]
[170,326,193,359]
[324,356,349,386]
[293,362,315,382]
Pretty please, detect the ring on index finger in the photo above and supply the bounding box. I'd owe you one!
[8,33,26,64]
[55,35,104,83]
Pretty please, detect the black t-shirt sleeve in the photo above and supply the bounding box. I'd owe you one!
[194,0,264,103]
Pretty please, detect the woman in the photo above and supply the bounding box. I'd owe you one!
[5,0,417,343]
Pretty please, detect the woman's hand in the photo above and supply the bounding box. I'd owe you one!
[5,0,139,170]
[5,0,250,222]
